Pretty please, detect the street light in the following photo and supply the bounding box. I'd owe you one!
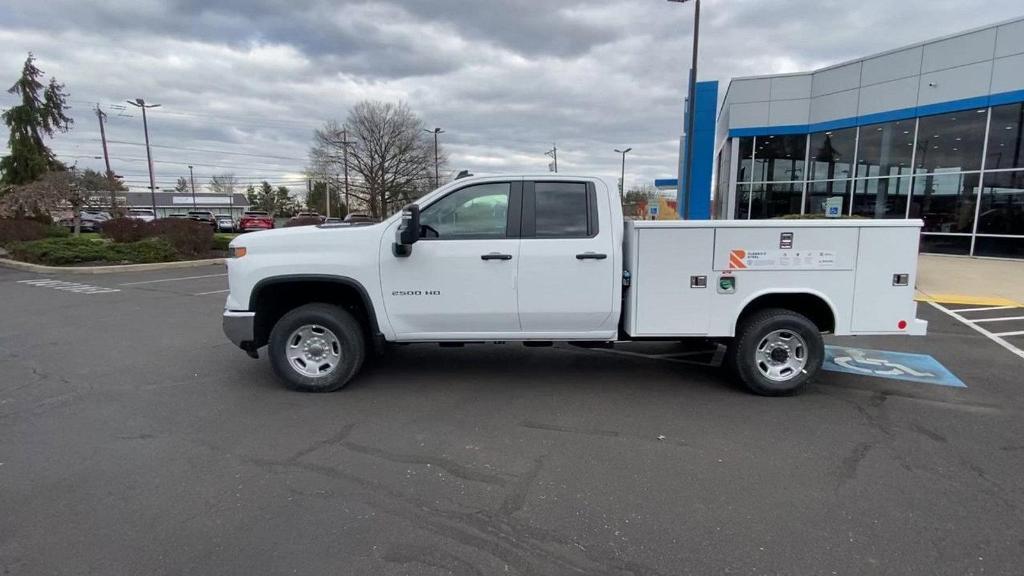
[423,127,444,188]
[615,147,632,197]
[668,0,700,219]
[126,98,161,216]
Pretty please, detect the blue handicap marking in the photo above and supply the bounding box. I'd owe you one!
[823,346,965,388]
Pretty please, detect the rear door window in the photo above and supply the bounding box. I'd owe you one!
[524,181,598,238]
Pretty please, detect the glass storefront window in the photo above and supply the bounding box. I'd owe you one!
[986,103,1024,170]
[852,177,911,218]
[809,128,856,180]
[915,109,987,173]
[735,184,764,220]
[738,137,754,183]
[805,179,850,216]
[752,134,806,181]
[751,183,802,219]
[974,236,1024,258]
[856,119,915,177]
[920,234,971,255]
[909,172,979,233]
[977,170,1024,235]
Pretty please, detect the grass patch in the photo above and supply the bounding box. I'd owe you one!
[8,237,178,266]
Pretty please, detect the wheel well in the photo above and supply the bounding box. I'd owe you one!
[737,293,835,334]
[251,278,377,348]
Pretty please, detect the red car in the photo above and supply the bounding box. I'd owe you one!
[239,211,274,232]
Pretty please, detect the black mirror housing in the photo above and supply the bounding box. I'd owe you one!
[393,204,421,257]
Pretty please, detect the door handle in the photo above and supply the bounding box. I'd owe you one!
[576,252,607,260]
[481,253,513,261]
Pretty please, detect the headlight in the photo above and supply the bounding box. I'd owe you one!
[229,246,247,258]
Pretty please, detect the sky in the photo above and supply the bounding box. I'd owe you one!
[0,0,1021,200]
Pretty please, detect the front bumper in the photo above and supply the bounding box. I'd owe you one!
[223,310,255,348]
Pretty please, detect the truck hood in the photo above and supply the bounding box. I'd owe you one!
[230,222,385,252]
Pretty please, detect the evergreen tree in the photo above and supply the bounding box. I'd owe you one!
[0,54,73,186]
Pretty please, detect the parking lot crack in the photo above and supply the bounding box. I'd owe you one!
[836,441,875,490]
[499,455,546,517]
[339,440,511,487]
[288,423,356,462]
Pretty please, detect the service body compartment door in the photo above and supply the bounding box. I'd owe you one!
[631,227,715,336]
[851,226,920,333]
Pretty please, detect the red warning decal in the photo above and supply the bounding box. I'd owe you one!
[728,249,747,269]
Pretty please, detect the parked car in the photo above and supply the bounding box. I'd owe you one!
[187,210,218,227]
[215,214,235,232]
[57,211,107,233]
[286,212,324,227]
[343,213,377,223]
[81,210,112,222]
[127,208,156,222]
[239,210,274,232]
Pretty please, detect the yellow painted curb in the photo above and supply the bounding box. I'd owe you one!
[914,291,1021,307]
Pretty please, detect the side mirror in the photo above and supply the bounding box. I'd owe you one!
[393,204,420,257]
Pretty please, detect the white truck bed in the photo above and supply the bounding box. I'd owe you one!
[621,219,928,338]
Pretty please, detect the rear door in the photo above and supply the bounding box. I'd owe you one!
[516,180,617,334]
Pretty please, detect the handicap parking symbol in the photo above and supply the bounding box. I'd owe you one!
[823,346,965,388]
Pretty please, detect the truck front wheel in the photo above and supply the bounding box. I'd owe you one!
[268,303,366,392]
[728,308,823,396]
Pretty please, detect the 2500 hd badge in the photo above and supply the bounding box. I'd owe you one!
[391,290,441,296]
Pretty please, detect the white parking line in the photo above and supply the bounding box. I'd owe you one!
[193,289,230,296]
[119,273,227,286]
[993,330,1024,337]
[17,279,120,294]
[951,305,1017,313]
[972,316,1024,323]
[929,302,1024,361]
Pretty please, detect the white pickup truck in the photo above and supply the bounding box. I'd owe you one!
[223,175,926,396]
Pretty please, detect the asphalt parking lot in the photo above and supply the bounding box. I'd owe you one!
[2,265,1023,576]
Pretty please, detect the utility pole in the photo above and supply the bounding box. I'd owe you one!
[95,105,116,212]
[188,164,197,210]
[668,0,701,219]
[126,98,161,216]
[545,143,558,173]
[615,148,632,198]
[340,129,357,215]
[423,127,444,188]
[325,176,331,219]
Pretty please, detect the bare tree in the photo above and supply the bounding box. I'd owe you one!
[309,101,442,219]
[4,168,91,234]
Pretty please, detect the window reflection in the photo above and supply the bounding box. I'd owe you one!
[805,179,850,216]
[915,109,987,173]
[856,119,915,178]
[909,172,979,233]
[852,177,911,218]
[986,103,1024,170]
[809,128,856,180]
[752,135,806,181]
[751,183,802,219]
[977,170,1024,235]
[738,137,754,183]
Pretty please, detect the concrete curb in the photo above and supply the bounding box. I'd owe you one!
[0,257,226,275]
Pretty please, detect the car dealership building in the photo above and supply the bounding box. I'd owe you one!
[713,16,1024,258]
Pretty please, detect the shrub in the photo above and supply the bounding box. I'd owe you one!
[7,236,178,265]
[46,225,69,238]
[211,234,233,251]
[0,219,50,244]
[105,238,179,263]
[284,216,322,228]
[147,219,213,258]
[101,217,148,243]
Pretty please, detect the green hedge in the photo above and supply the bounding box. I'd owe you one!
[211,234,232,251]
[8,237,178,266]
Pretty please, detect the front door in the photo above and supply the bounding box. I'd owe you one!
[380,181,522,339]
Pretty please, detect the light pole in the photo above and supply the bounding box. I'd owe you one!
[126,98,161,216]
[423,127,444,188]
[188,164,197,210]
[615,148,632,197]
[668,0,700,219]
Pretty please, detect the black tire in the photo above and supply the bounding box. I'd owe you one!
[729,308,823,396]
[268,303,366,392]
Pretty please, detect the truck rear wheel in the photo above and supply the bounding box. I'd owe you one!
[268,303,365,392]
[728,308,823,396]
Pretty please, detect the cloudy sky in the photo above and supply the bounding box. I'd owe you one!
[1,0,1021,199]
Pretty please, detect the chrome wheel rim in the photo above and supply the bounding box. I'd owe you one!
[285,324,342,378]
[755,329,807,382]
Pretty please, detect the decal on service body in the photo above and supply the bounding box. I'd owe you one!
[728,249,836,270]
